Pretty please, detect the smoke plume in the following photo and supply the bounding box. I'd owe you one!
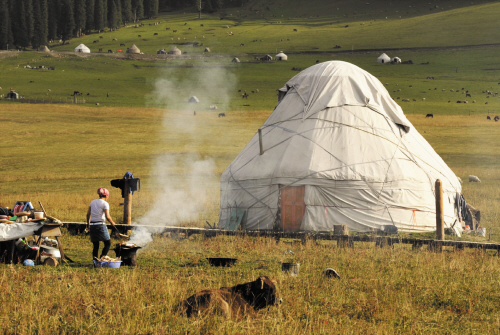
[128,62,235,247]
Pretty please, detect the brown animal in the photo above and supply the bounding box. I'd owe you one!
[177,276,280,319]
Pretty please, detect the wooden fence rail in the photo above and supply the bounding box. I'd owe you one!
[62,222,500,253]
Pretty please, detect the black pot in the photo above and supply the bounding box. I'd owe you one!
[207,257,237,267]
[114,245,142,266]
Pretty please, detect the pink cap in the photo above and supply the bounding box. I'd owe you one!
[97,188,110,197]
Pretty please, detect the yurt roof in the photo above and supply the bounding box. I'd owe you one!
[128,44,140,53]
[377,53,391,61]
[168,46,181,54]
[74,44,90,53]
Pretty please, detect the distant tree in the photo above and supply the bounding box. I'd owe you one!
[0,0,13,50]
[24,0,34,46]
[121,0,133,25]
[204,0,213,13]
[59,0,75,43]
[143,0,158,18]
[131,0,143,22]
[14,0,30,48]
[195,0,201,19]
[31,0,48,48]
[74,0,86,37]
[85,0,95,33]
[94,0,106,32]
[47,0,60,41]
[107,0,121,30]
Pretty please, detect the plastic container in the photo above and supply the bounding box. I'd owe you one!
[23,259,35,266]
[282,263,300,277]
[94,260,122,268]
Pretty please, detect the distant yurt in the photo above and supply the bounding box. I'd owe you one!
[232,57,240,63]
[392,57,402,64]
[127,44,140,54]
[168,46,182,55]
[74,44,90,53]
[219,61,464,236]
[5,90,19,99]
[377,53,391,63]
[262,54,272,61]
[157,49,167,54]
[38,45,50,52]
[189,96,200,103]
[204,47,211,52]
[276,51,287,61]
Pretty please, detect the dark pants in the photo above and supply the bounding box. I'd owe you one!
[90,224,111,259]
[92,240,111,259]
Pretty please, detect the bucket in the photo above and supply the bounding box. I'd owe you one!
[282,263,300,276]
[34,211,45,220]
[94,260,122,268]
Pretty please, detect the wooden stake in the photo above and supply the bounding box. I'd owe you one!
[123,178,132,225]
[435,179,444,241]
[258,128,264,155]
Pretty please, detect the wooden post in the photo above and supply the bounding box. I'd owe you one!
[334,225,352,248]
[123,178,132,225]
[435,179,444,241]
[258,129,264,155]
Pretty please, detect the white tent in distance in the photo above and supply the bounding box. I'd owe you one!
[219,61,462,235]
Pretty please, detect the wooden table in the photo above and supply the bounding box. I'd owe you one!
[34,223,73,265]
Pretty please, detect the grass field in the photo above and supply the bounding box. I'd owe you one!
[1,0,500,333]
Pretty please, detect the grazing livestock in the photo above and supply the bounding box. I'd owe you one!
[154,33,158,35]
[469,175,481,182]
[98,48,102,52]
[138,35,141,37]
[176,276,280,319]
[120,43,125,46]
[495,116,500,122]
[487,116,491,120]
[93,40,99,43]
[218,113,226,117]
[323,268,341,279]
[466,93,471,97]
[108,49,112,53]
[99,36,103,39]
[112,38,117,41]
[426,114,433,118]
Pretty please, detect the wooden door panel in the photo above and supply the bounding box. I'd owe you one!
[281,186,305,231]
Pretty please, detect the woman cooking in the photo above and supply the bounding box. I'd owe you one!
[86,188,116,261]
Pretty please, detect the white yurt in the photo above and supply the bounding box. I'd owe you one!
[188,96,199,103]
[377,53,391,63]
[74,44,90,53]
[219,61,463,235]
[232,57,240,63]
[168,46,182,55]
[127,44,140,54]
[276,51,288,61]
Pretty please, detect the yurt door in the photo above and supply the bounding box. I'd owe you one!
[280,186,305,231]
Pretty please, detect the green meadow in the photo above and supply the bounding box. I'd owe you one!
[1,0,500,333]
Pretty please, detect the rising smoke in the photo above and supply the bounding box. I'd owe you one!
[128,62,236,247]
